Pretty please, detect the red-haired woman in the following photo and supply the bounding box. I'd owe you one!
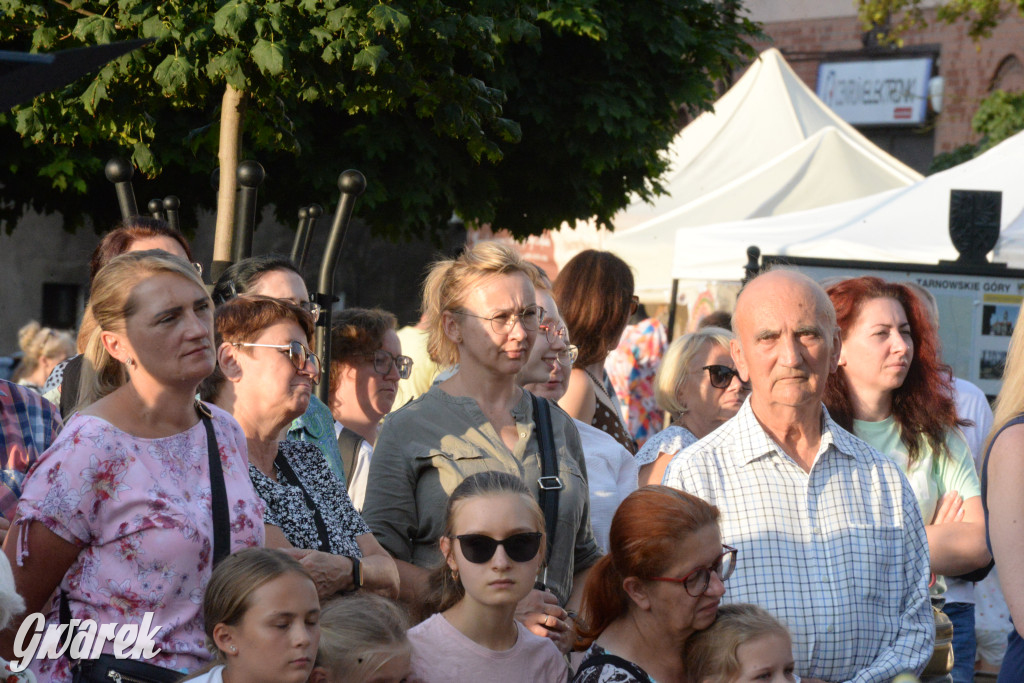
[573,486,732,683]
[823,278,990,610]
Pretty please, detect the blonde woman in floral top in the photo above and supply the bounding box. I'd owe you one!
[0,252,266,681]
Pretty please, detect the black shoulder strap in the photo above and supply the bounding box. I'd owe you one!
[275,448,333,551]
[531,393,561,567]
[575,653,652,683]
[336,427,363,491]
[198,402,231,566]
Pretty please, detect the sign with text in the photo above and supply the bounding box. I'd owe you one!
[816,57,933,125]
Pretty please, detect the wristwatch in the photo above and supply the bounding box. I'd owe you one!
[345,555,362,591]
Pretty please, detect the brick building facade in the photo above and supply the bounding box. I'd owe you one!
[745,1,1024,170]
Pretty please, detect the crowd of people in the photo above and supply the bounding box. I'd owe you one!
[0,218,1020,683]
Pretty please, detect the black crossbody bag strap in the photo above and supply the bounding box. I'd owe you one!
[275,452,332,551]
[531,393,561,564]
[198,403,231,566]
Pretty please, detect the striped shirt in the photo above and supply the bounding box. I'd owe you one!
[0,379,62,520]
[663,400,932,683]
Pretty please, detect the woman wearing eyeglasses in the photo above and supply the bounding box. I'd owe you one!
[517,269,637,553]
[635,328,750,486]
[574,486,732,683]
[327,307,412,511]
[362,242,601,655]
[212,255,347,484]
[204,295,400,599]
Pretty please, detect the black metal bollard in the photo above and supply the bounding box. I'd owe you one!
[105,157,139,221]
[231,161,265,264]
[291,206,310,267]
[314,171,366,404]
[163,196,181,233]
[147,198,164,220]
[292,204,322,271]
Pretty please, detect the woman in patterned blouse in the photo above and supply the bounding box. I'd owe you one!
[205,295,399,599]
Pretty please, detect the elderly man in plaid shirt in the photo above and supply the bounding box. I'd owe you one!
[664,270,932,683]
[0,379,62,534]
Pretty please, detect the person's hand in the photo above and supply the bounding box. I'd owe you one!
[931,491,964,525]
[283,548,353,598]
[0,517,10,545]
[360,554,401,600]
[515,588,573,654]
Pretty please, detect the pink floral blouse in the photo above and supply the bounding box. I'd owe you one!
[14,403,265,681]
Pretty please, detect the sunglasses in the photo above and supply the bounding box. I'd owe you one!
[703,364,748,390]
[362,349,414,379]
[232,340,322,384]
[649,545,738,597]
[454,532,543,564]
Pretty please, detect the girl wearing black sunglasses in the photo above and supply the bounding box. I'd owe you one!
[407,472,569,682]
[636,327,749,486]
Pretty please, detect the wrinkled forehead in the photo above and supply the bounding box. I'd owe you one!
[735,274,836,337]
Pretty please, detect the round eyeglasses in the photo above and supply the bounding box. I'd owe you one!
[456,305,545,335]
[558,345,579,367]
[361,349,414,379]
[649,545,737,597]
[232,340,322,384]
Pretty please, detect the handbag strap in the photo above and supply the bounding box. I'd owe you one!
[275,449,333,551]
[198,402,231,566]
[531,393,561,566]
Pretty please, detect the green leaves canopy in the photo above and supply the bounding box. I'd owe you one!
[0,0,759,239]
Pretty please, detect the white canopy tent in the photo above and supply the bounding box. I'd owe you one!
[670,128,1024,283]
[599,47,922,300]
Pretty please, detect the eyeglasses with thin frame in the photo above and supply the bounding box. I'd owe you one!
[649,545,737,597]
[361,349,414,379]
[456,305,545,335]
[232,340,322,384]
[559,345,580,367]
[538,322,578,366]
[299,300,322,320]
[701,364,749,390]
[629,294,640,316]
[454,532,543,564]
[191,262,204,278]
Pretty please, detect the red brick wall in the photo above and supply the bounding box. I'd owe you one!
[749,9,1024,155]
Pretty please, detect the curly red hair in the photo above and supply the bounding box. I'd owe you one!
[824,277,965,465]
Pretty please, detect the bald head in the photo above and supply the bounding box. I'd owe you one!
[730,269,840,415]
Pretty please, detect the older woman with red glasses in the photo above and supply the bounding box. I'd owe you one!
[635,327,749,486]
[327,307,413,510]
[203,296,399,599]
[574,486,732,683]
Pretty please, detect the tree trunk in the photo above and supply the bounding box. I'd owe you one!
[212,84,245,271]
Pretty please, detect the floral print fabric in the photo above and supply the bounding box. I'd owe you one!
[604,318,667,448]
[15,403,265,682]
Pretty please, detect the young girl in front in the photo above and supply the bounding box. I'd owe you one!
[408,471,568,682]
[309,593,412,683]
[184,548,321,683]
[683,603,796,683]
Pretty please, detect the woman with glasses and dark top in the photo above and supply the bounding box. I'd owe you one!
[211,255,348,484]
[517,265,637,553]
[42,217,198,416]
[553,250,639,455]
[362,241,601,655]
[327,307,413,510]
[202,295,400,599]
[574,486,733,683]
[635,327,750,486]
[408,471,568,681]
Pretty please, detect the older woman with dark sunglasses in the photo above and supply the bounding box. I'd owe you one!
[362,242,601,655]
[327,307,413,510]
[635,327,750,486]
[203,296,400,599]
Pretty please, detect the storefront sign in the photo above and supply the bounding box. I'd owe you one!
[816,57,933,125]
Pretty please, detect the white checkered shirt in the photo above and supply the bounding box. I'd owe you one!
[663,400,932,683]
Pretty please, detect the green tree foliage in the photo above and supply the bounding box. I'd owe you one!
[858,0,1022,42]
[0,0,759,239]
[927,89,1024,173]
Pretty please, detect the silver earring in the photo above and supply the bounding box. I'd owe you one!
[230,646,236,653]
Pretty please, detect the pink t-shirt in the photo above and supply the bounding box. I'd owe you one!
[15,404,265,681]
[409,613,568,683]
